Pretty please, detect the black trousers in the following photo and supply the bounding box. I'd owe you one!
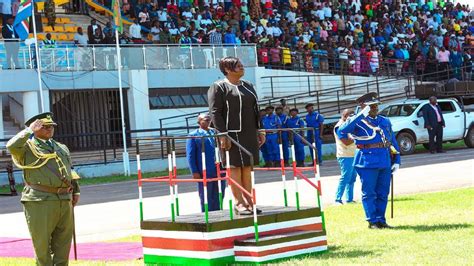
[428,123,443,152]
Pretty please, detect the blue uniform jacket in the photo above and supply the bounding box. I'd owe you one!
[262,114,282,132]
[305,112,324,135]
[338,112,401,169]
[186,128,218,178]
[287,116,306,141]
[278,114,289,138]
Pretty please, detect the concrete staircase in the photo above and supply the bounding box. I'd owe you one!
[2,105,20,140]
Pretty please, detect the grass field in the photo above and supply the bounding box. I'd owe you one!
[1,187,472,265]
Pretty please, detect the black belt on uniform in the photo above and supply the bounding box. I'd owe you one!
[357,142,388,149]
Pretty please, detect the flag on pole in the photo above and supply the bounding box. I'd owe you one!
[13,0,33,40]
[111,0,123,33]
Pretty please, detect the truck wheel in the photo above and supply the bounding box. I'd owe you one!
[464,127,474,148]
[397,132,416,155]
[422,144,430,150]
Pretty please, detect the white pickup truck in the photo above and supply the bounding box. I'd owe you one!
[378,98,474,155]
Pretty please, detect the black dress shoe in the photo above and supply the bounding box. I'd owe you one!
[437,150,446,153]
[377,222,394,229]
[368,222,382,229]
[430,151,436,154]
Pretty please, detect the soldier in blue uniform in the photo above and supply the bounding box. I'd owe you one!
[338,92,401,229]
[275,106,290,166]
[186,114,225,212]
[262,106,282,167]
[305,103,324,165]
[286,108,306,167]
[259,109,269,166]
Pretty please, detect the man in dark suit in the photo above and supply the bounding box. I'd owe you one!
[422,96,445,154]
[2,17,20,69]
[87,19,102,43]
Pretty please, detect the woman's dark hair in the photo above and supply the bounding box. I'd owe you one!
[219,57,241,76]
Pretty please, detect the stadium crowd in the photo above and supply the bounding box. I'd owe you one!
[85,0,474,78]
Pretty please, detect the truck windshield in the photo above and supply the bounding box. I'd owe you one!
[379,104,420,117]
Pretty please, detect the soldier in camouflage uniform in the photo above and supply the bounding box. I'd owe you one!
[7,112,80,266]
[44,0,56,28]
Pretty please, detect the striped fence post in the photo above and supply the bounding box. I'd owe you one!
[251,167,259,242]
[215,145,223,210]
[225,150,234,220]
[167,140,175,222]
[290,131,300,210]
[172,139,179,216]
[202,137,209,223]
[279,132,288,207]
[137,153,144,222]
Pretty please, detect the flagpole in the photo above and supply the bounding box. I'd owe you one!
[30,2,45,112]
[115,29,130,176]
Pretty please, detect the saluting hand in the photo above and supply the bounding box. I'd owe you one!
[29,119,44,133]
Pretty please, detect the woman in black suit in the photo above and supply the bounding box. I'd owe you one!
[208,57,265,215]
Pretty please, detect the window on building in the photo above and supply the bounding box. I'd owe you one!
[149,87,209,109]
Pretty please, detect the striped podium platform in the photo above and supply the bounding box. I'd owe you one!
[141,206,327,265]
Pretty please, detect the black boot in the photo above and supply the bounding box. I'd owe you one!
[296,161,305,167]
[377,222,394,229]
[368,222,382,229]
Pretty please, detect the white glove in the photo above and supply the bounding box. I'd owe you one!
[391,163,400,173]
[361,105,371,117]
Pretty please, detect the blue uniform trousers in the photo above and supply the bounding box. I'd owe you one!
[292,137,306,162]
[281,134,290,162]
[335,157,357,202]
[355,167,391,223]
[265,133,279,162]
[260,143,269,164]
[197,179,226,212]
[307,131,323,164]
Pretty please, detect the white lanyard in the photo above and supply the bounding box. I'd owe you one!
[6,24,15,38]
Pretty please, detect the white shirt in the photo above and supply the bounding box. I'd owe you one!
[129,23,142,39]
[286,11,296,23]
[74,33,88,45]
[158,10,168,22]
[151,26,160,41]
[323,6,332,18]
[182,11,193,20]
[316,9,325,20]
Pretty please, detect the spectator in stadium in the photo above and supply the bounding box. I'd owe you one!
[129,19,143,42]
[87,19,102,43]
[42,33,57,48]
[150,20,161,43]
[158,26,172,43]
[186,113,225,212]
[138,7,151,28]
[74,27,88,46]
[209,26,223,45]
[89,28,104,45]
[208,57,264,215]
[2,17,20,69]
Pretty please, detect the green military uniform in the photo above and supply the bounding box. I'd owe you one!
[44,0,56,28]
[7,112,79,266]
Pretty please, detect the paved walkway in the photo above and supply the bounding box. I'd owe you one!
[0,150,472,261]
